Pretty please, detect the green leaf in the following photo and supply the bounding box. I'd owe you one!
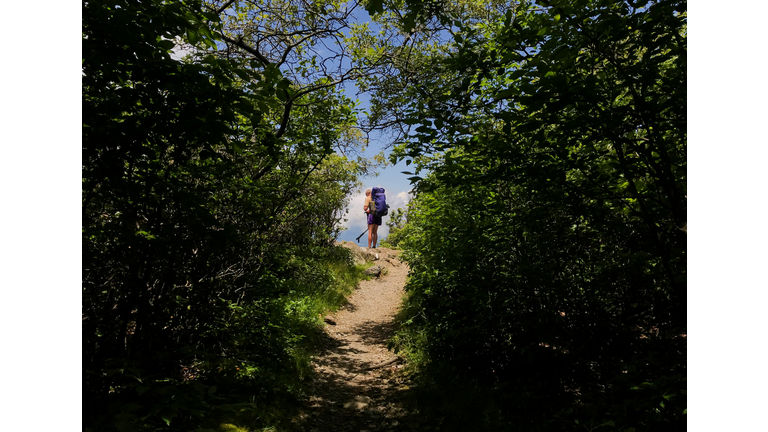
[496,88,517,99]
[198,26,214,40]
[277,78,291,90]
[157,39,175,50]
[402,14,416,33]
[187,30,199,45]
[264,64,280,81]
[365,0,385,16]
[203,37,218,49]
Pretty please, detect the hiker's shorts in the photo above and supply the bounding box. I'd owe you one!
[367,213,382,226]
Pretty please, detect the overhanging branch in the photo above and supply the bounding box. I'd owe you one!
[220,33,271,66]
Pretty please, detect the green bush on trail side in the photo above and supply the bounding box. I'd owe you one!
[384,0,687,430]
[82,0,369,430]
[84,240,369,432]
[379,207,408,249]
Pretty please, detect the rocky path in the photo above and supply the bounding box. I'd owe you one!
[287,246,423,432]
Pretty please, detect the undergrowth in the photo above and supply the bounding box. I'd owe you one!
[389,250,686,432]
[86,244,372,432]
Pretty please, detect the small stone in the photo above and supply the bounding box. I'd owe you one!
[364,265,384,277]
[344,395,372,410]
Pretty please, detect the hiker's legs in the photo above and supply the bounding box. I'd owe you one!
[367,224,374,248]
[366,213,375,248]
[371,224,379,248]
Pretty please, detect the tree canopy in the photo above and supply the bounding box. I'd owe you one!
[83,0,686,429]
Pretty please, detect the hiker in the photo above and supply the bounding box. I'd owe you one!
[363,188,382,248]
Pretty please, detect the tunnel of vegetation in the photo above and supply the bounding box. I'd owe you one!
[83,0,685,430]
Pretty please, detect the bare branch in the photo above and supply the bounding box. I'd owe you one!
[219,33,272,66]
[215,0,237,15]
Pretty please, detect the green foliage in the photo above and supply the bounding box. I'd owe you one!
[83,0,369,430]
[83,0,687,430]
[385,0,687,430]
[379,206,409,248]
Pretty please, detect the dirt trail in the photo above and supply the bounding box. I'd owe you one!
[288,247,421,432]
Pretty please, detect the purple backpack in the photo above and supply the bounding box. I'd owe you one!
[371,187,389,217]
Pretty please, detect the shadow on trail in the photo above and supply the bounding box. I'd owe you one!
[284,328,423,432]
[337,300,359,314]
[349,320,397,348]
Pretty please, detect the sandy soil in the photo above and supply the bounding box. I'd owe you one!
[288,248,424,432]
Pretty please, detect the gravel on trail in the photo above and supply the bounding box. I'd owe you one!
[287,247,428,432]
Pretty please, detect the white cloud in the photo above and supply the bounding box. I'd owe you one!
[390,190,412,211]
[171,44,192,61]
[169,37,196,61]
[341,190,369,235]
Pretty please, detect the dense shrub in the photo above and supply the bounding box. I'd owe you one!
[387,0,686,429]
[83,1,367,429]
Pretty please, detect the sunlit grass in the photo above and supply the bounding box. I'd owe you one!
[204,247,374,431]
